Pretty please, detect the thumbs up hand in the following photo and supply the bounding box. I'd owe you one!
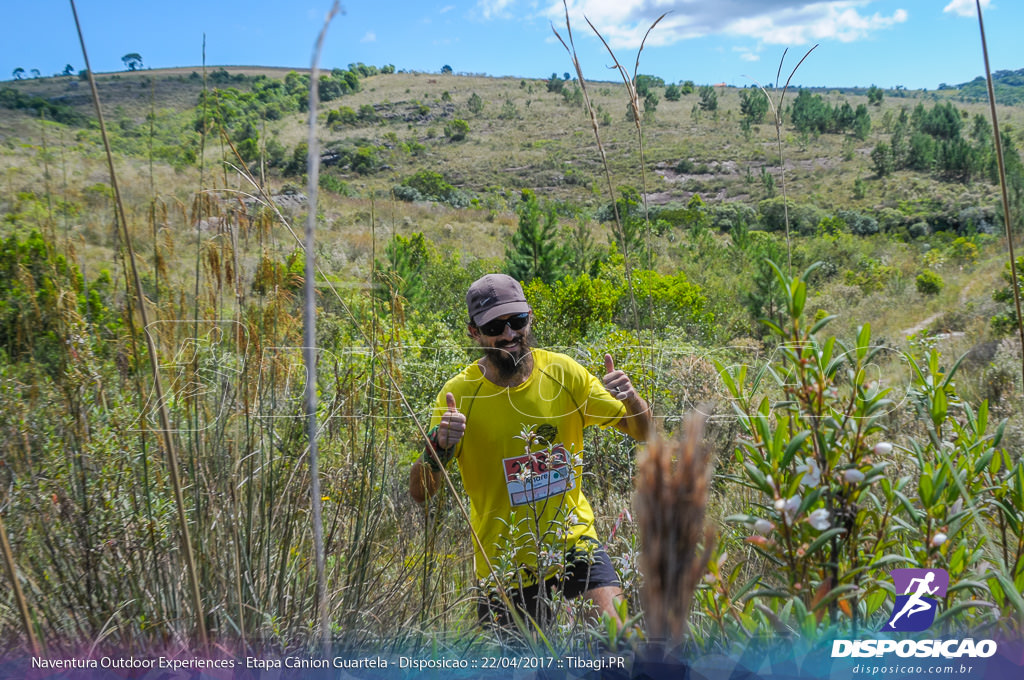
[602,353,637,404]
[436,392,467,450]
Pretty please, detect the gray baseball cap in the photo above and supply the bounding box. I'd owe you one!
[466,274,530,326]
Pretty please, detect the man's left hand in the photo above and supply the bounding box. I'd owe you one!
[602,354,638,405]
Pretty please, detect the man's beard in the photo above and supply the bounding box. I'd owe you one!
[483,329,534,381]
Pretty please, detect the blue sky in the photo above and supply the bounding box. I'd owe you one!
[2,1,1019,90]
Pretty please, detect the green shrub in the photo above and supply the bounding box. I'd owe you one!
[395,170,470,208]
[523,273,619,345]
[947,237,978,266]
[758,197,825,235]
[319,174,351,195]
[844,257,900,293]
[991,256,1024,335]
[916,269,944,296]
[444,118,469,141]
[326,106,357,127]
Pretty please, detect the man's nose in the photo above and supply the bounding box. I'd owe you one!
[500,323,517,339]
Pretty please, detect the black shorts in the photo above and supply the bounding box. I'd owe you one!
[477,541,620,629]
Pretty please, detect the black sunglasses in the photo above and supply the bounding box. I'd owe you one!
[477,312,530,336]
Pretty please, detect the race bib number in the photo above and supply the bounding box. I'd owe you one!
[503,445,576,507]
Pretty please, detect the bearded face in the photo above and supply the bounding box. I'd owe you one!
[482,326,534,381]
[470,313,535,383]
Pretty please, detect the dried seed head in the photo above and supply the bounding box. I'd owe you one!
[634,411,716,646]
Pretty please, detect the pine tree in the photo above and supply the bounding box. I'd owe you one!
[375,232,431,310]
[742,240,787,337]
[563,213,603,278]
[505,190,567,285]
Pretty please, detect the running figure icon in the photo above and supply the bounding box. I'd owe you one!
[886,572,938,628]
[882,568,949,632]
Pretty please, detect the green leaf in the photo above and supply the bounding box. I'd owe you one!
[733,575,762,601]
[792,279,806,318]
[992,572,1024,616]
[717,364,739,398]
[941,351,968,388]
[856,323,871,361]
[810,583,858,612]
[864,589,887,616]
[747,588,793,601]
[949,543,966,573]
[809,314,838,335]
[743,462,773,495]
[947,580,989,594]
[895,491,921,521]
[919,473,934,508]
[806,527,846,558]
[766,258,789,292]
[753,414,772,448]
[930,387,948,428]
[934,601,998,627]
[868,554,912,570]
[800,261,824,283]
[759,318,784,336]
[781,431,811,468]
[974,449,995,476]
[863,462,890,481]
[993,419,1006,448]
[819,336,835,369]
[800,487,823,513]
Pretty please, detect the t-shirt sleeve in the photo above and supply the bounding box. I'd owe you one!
[576,361,626,427]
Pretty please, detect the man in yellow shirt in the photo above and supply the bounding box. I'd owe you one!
[409,273,651,628]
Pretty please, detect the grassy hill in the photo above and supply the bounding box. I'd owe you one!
[949,67,1024,104]
[2,65,1022,336]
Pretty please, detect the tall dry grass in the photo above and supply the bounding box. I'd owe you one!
[71,0,207,648]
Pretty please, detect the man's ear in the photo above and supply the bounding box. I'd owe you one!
[467,323,480,341]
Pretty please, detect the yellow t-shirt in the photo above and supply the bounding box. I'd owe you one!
[429,348,626,582]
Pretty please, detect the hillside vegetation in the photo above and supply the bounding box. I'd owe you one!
[1,60,1023,658]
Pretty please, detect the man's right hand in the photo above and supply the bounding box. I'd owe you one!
[436,392,466,450]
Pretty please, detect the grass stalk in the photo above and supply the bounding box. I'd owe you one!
[551,2,655,398]
[975,0,1024,394]
[303,0,342,650]
[69,0,208,649]
[0,505,41,655]
[39,111,55,245]
[755,46,818,275]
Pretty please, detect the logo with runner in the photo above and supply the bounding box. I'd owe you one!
[882,568,949,632]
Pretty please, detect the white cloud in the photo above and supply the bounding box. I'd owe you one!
[943,0,989,18]
[733,46,762,62]
[543,1,908,48]
[361,31,377,43]
[440,4,457,13]
[478,0,517,20]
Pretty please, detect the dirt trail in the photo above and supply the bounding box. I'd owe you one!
[900,312,944,337]
[900,278,978,337]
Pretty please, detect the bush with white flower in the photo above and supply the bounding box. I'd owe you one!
[696,262,1023,646]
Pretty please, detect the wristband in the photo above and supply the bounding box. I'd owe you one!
[423,425,456,471]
